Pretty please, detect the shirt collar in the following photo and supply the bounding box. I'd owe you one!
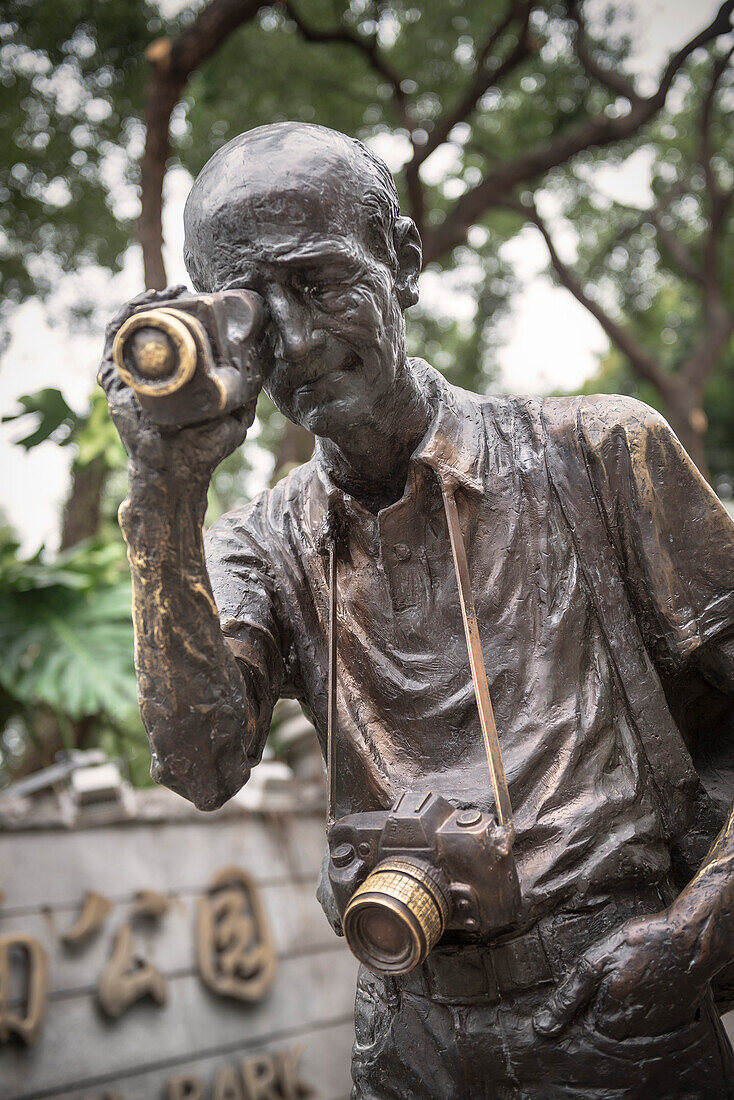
[313,358,487,523]
[409,360,486,497]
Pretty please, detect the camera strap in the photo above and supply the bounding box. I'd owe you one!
[440,482,514,828]
[327,539,338,827]
[325,482,514,830]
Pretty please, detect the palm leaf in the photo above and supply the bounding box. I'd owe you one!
[0,581,138,720]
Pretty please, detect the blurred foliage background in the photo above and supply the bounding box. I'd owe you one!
[1,0,732,787]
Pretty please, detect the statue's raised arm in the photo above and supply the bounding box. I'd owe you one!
[99,284,268,810]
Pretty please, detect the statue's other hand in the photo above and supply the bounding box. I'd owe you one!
[98,286,254,485]
[532,910,708,1041]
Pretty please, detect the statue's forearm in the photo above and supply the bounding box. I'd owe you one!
[670,803,734,981]
[120,470,257,810]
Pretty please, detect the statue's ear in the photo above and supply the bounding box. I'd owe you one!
[393,216,422,309]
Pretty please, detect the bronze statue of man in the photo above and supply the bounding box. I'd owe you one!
[100,123,734,1099]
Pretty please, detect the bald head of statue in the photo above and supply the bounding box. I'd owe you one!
[182,123,423,442]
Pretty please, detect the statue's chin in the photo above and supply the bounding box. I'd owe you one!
[299,394,361,438]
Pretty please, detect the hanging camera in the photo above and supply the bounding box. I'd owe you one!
[328,791,520,974]
[325,483,523,976]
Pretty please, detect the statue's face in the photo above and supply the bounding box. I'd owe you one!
[198,183,406,439]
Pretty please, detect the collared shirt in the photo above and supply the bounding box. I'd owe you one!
[205,361,734,923]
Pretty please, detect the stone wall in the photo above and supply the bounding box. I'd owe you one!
[0,785,357,1100]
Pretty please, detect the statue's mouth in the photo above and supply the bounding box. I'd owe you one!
[293,354,360,394]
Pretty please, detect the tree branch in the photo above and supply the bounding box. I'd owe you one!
[280,1,423,220]
[282,1,411,128]
[655,3,733,107]
[701,44,734,288]
[515,196,732,475]
[701,45,732,185]
[566,0,642,105]
[681,311,734,392]
[138,0,266,289]
[413,2,532,170]
[648,208,705,286]
[583,176,706,285]
[423,0,734,263]
[403,2,533,234]
[516,199,675,396]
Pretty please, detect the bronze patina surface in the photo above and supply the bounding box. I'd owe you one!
[100,123,734,1099]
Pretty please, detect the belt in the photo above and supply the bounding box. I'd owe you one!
[392,884,669,1005]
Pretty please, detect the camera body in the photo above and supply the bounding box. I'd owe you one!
[327,790,522,975]
[112,289,272,427]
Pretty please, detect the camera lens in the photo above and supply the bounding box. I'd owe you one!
[128,327,177,380]
[343,858,449,975]
[113,309,198,397]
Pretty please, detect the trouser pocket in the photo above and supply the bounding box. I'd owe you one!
[574,1001,734,1099]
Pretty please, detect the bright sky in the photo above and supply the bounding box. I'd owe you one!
[0,0,723,550]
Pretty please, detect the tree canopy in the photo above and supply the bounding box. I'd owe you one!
[527,44,734,473]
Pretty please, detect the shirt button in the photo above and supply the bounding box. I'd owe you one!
[394,543,412,561]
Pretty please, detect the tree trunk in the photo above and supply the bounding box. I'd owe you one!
[661,389,711,483]
[59,457,108,550]
[138,3,266,290]
[138,39,182,291]
[8,709,64,781]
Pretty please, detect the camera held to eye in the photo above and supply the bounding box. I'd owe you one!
[111,289,272,427]
[327,790,522,976]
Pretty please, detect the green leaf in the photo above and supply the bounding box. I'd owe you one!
[0,531,128,592]
[73,389,126,469]
[0,580,138,720]
[2,389,80,450]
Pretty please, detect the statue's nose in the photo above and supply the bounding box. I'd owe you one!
[268,288,313,362]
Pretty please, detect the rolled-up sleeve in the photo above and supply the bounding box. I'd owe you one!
[205,502,288,767]
[580,397,734,675]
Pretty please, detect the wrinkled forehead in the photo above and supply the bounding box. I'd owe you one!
[184,136,379,288]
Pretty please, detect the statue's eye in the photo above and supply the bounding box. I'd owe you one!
[300,280,345,311]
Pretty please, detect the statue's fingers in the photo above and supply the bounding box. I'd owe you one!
[196,417,249,469]
[106,289,155,329]
[189,405,252,449]
[105,285,187,342]
[532,956,602,1036]
[96,367,143,441]
[96,358,133,408]
[97,357,118,393]
[223,400,258,442]
[131,289,153,302]
[102,289,163,357]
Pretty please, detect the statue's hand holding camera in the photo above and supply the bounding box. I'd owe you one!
[99,285,270,489]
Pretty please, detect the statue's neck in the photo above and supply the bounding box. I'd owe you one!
[319,363,433,514]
